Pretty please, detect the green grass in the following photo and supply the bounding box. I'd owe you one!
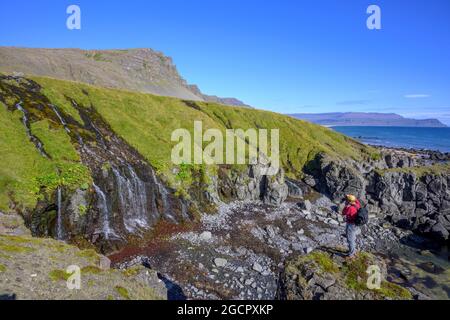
[0,96,91,211]
[0,102,54,210]
[31,120,80,162]
[0,264,6,272]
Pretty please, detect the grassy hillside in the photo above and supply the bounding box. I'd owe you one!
[33,76,370,172]
[0,74,372,211]
[0,100,91,212]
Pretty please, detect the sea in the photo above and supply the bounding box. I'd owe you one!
[332,126,450,153]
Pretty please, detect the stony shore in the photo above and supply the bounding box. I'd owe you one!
[110,198,450,300]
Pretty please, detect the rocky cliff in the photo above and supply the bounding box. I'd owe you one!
[0,47,248,107]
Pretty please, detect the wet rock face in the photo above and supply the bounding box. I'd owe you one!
[61,101,193,252]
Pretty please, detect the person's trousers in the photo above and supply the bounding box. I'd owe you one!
[346,223,359,256]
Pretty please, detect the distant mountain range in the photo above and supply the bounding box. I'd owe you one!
[0,47,249,107]
[288,112,447,127]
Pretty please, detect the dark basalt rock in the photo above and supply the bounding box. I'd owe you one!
[306,151,450,243]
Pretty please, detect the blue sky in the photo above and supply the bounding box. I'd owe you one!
[1,0,449,124]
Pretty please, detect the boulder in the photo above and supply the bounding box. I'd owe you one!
[199,231,212,241]
[298,200,312,211]
[214,258,228,268]
[286,179,304,198]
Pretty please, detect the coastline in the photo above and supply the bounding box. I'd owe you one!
[329,126,450,154]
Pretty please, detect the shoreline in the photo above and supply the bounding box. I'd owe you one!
[370,144,450,162]
[327,126,450,154]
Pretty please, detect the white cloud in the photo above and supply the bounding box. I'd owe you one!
[404,94,430,98]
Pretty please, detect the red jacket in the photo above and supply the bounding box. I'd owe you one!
[342,199,361,223]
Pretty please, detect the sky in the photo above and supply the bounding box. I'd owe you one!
[1,0,449,124]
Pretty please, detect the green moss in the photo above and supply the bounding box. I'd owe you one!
[309,251,339,273]
[78,204,88,216]
[342,253,413,299]
[49,269,72,281]
[101,162,112,172]
[76,249,100,264]
[0,264,6,272]
[0,252,11,259]
[106,294,114,300]
[81,265,102,274]
[0,242,35,253]
[370,152,382,161]
[0,235,42,245]
[379,281,413,300]
[115,286,130,300]
[122,266,141,277]
[343,253,372,291]
[286,251,339,277]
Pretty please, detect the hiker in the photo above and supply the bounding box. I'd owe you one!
[342,194,361,258]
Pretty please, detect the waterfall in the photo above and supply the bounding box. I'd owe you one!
[49,104,71,133]
[93,183,117,239]
[149,169,179,222]
[150,170,169,213]
[56,187,63,240]
[112,166,149,232]
[15,102,48,157]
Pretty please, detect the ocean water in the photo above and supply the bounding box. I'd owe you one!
[332,126,450,153]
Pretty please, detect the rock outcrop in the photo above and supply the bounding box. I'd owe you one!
[279,251,413,300]
[307,150,450,242]
[217,165,288,206]
[0,213,166,300]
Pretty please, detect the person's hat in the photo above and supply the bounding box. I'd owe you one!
[346,194,357,203]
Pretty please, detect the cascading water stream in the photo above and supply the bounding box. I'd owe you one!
[93,183,117,239]
[56,187,63,240]
[49,104,71,133]
[15,102,48,157]
[112,166,149,232]
[150,170,170,215]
